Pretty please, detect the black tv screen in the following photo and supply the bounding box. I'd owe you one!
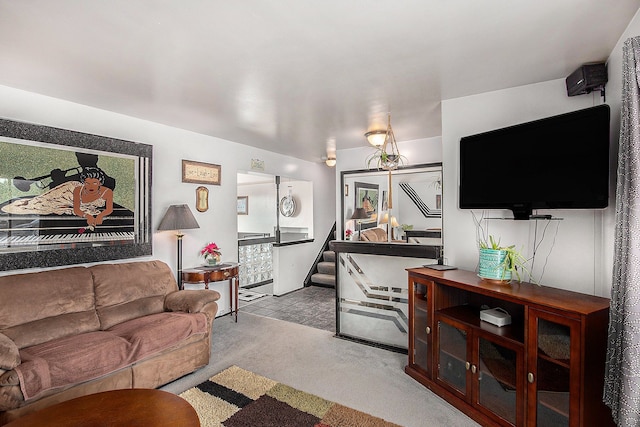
[459,104,610,220]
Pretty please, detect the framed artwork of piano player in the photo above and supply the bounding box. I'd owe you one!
[0,118,152,271]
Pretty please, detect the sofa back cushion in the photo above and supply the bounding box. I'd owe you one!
[360,227,388,242]
[0,267,99,349]
[91,260,178,330]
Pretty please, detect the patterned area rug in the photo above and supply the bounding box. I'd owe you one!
[237,289,266,302]
[179,366,401,427]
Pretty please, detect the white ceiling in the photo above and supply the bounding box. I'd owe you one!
[0,1,638,162]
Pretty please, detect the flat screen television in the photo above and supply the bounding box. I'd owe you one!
[459,104,610,220]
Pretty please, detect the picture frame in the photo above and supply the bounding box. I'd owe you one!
[237,196,248,215]
[354,181,379,229]
[182,160,221,185]
[0,118,152,271]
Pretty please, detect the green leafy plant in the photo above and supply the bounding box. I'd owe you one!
[479,235,529,282]
[365,148,407,170]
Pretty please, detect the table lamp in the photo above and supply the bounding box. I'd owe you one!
[350,207,370,240]
[379,212,399,241]
[158,204,200,290]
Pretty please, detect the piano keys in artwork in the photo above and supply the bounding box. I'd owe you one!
[0,204,136,250]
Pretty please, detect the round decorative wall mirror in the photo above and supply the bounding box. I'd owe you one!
[279,195,296,217]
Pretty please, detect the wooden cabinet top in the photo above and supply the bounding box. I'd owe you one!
[407,267,610,316]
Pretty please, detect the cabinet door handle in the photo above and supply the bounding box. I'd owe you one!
[471,365,477,374]
[465,362,470,371]
[527,372,535,383]
[425,326,431,334]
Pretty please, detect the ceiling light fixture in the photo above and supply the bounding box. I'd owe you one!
[365,130,387,147]
[325,156,336,167]
[365,113,403,171]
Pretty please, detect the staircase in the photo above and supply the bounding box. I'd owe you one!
[310,250,336,288]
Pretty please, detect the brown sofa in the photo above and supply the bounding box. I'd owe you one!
[358,227,406,242]
[0,260,220,425]
[359,227,388,241]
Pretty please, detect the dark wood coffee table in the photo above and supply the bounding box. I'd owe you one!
[6,389,200,426]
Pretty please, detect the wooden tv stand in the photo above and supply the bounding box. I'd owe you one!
[405,268,614,427]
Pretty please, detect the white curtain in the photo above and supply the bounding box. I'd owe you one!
[605,35,640,426]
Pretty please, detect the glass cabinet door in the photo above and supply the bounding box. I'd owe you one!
[528,309,579,427]
[410,278,432,376]
[437,317,469,396]
[475,333,522,426]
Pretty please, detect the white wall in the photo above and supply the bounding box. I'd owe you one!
[279,179,314,236]
[0,85,336,312]
[442,79,610,296]
[237,182,276,235]
[439,9,640,298]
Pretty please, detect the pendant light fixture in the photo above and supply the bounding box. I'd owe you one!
[365,113,403,171]
[365,113,405,242]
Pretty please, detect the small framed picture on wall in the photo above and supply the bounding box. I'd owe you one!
[237,196,248,215]
[182,160,221,185]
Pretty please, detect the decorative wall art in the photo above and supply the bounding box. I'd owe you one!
[195,186,209,212]
[354,181,378,228]
[182,160,221,185]
[237,196,248,215]
[0,118,152,270]
[279,195,297,217]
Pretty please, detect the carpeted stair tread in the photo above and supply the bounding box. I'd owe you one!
[317,261,335,275]
[322,250,335,262]
[311,273,335,287]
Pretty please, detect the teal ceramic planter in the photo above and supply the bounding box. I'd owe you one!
[478,248,512,282]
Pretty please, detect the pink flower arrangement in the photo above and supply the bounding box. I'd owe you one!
[200,242,222,261]
[345,229,353,238]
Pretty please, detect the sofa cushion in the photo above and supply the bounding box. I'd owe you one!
[0,370,18,386]
[96,296,165,331]
[107,312,208,362]
[14,331,132,401]
[0,385,22,411]
[91,261,178,329]
[0,267,99,349]
[360,227,388,241]
[2,311,101,351]
[0,333,19,370]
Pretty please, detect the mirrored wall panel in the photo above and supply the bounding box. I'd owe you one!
[341,163,442,244]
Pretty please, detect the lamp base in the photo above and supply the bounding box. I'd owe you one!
[177,234,184,290]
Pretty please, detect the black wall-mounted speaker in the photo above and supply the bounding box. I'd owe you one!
[566,63,607,97]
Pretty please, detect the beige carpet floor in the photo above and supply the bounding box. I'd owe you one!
[180,365,402,426]
[161,311,479,427]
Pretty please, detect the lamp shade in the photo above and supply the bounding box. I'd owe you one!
[379,212,399,227]
[158,204,200,231]
[365,130,387,147]
[351,207,369,220]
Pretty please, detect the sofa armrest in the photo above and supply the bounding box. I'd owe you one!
[0,333,20,370]
[164,290,221,314]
